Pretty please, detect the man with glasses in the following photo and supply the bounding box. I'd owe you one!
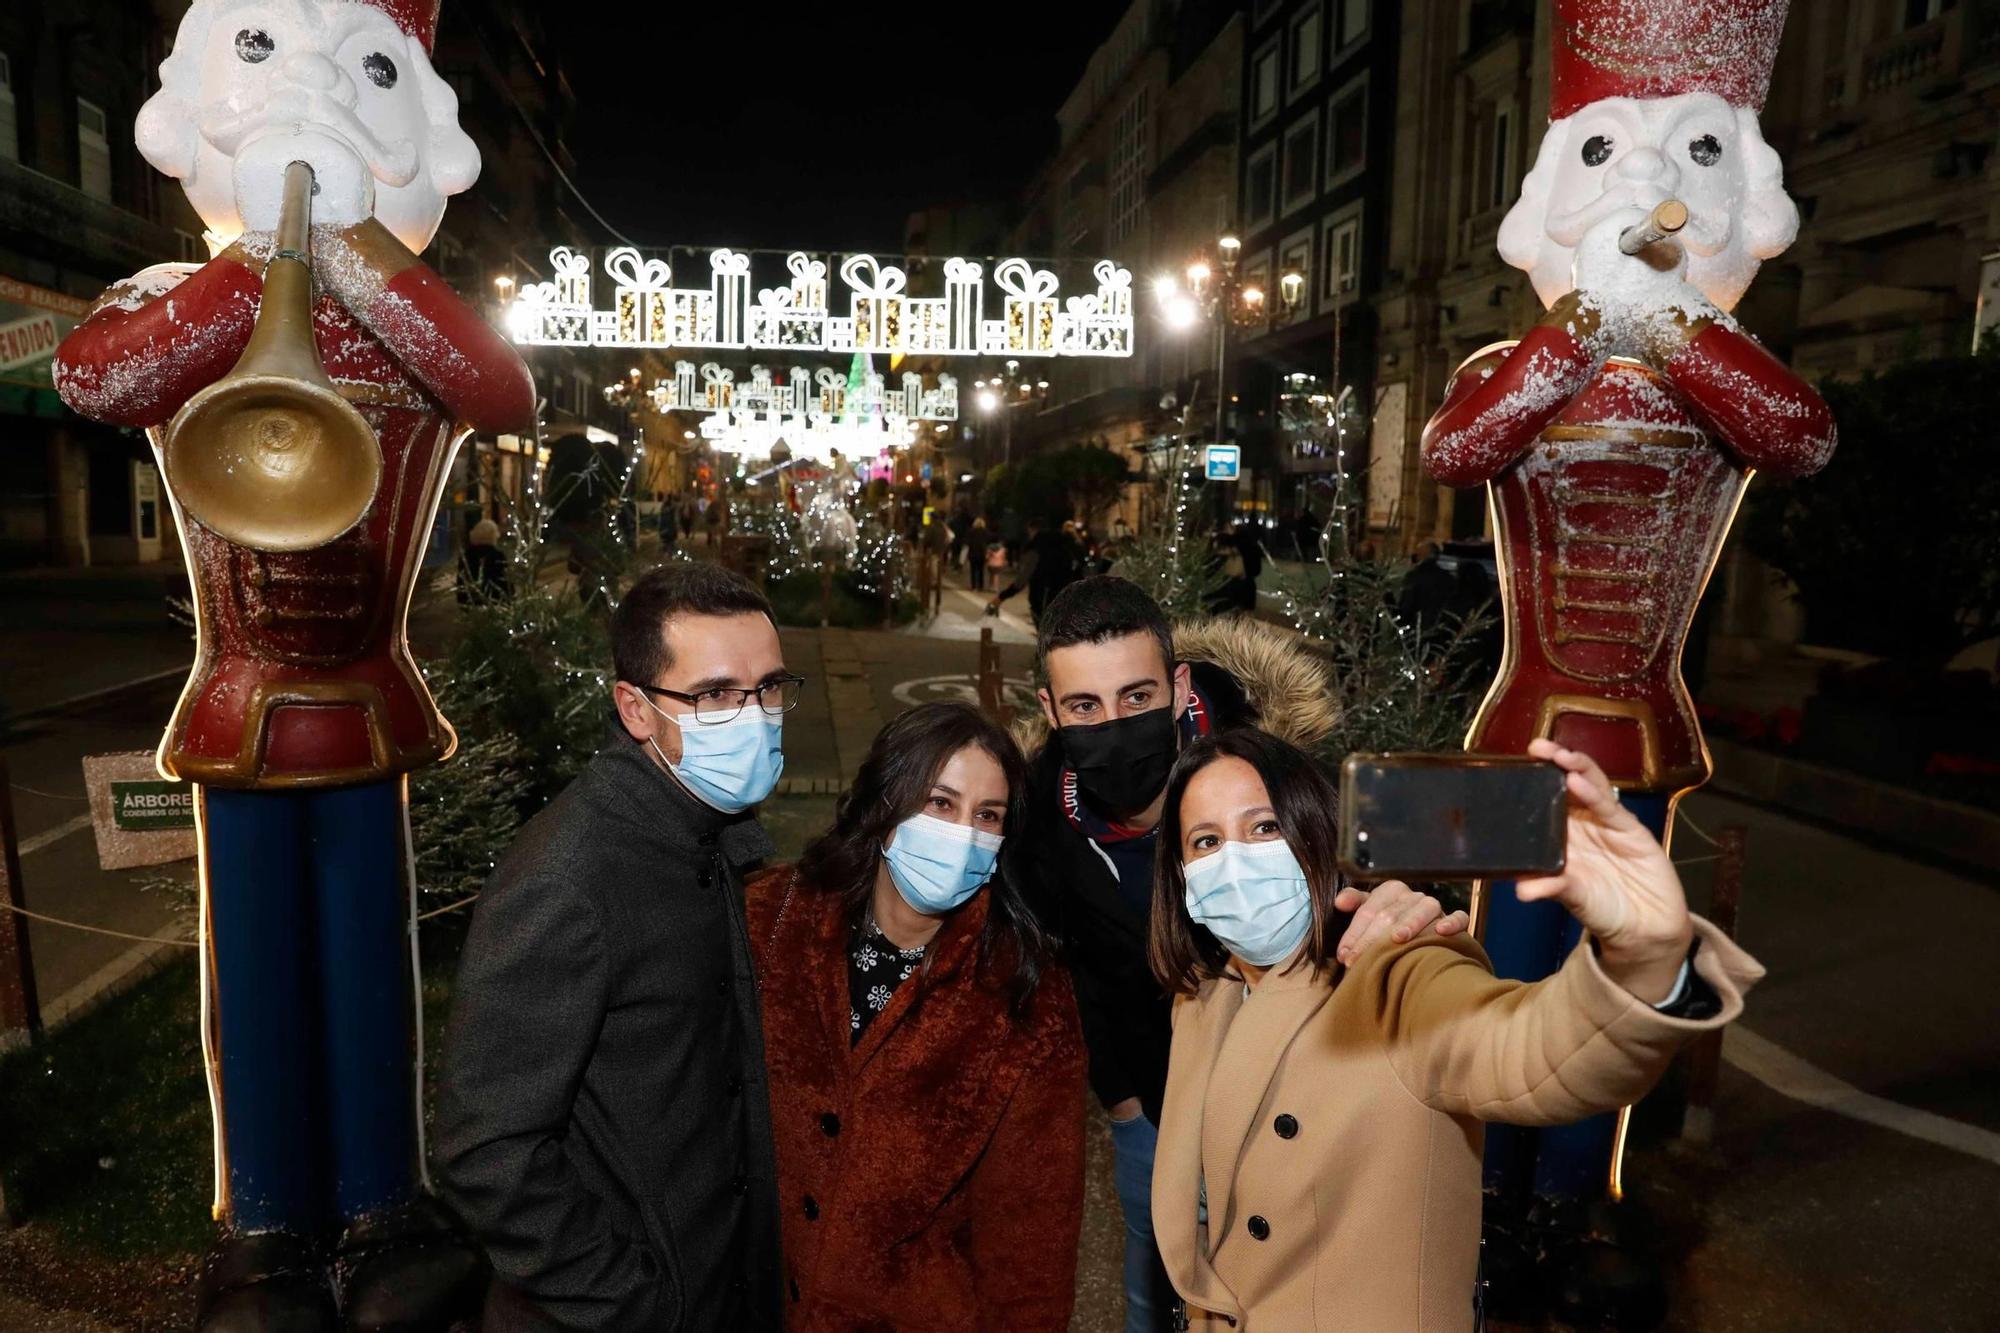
[439,562,802,1332]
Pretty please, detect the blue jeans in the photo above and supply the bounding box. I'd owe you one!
[1109,1112,1177,1333]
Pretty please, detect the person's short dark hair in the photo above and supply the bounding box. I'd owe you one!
[1148,729,1350,996]
[611,561,775,687]
[1036,575,1174,678]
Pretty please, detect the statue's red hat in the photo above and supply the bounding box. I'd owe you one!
[355,0,441,53]
[1552,0,1790,120]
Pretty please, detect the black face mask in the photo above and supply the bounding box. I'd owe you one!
[1060,705,1179,816]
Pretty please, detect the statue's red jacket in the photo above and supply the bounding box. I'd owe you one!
[745,866,1086,1332]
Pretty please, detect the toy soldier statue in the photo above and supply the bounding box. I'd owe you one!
[1421,0,1835,1320]
[54,1,535,1326]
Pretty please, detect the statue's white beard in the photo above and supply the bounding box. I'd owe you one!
[198,88,418,187]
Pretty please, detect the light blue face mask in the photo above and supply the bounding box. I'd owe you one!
[1184,838,1314,968]
[645,698,785,813]
[883,812,1004,915]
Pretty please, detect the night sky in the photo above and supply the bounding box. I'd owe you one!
[556,2,1133,255]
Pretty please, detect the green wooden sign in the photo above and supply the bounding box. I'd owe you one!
[109,780,196,833]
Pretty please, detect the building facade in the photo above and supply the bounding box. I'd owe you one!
[1004,0,1243,527]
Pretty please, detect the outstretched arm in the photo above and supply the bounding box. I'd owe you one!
[1421,294,1608,488]
[1363,740,1763,1122]
[54,255,262,427]
[316,219,538,434]
[1661,321,1837,479]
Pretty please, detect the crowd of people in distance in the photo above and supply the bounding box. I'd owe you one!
[434,561,1758,1333]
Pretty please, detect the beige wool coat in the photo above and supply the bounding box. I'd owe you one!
[1153,917,1762,1332]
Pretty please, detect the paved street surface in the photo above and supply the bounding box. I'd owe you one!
[3,561,1994,1330]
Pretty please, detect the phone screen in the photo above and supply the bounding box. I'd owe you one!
[1337,754,1568,882]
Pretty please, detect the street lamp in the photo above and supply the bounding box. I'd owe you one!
[976,362,1047,466]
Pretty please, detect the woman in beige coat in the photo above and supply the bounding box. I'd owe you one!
[1147,730,1762,1332]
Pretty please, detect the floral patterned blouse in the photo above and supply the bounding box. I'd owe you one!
[847,916,927,1045]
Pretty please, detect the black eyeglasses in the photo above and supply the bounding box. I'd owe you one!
[640,674,806,725]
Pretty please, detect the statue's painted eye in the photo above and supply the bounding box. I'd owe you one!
[362,52,398,89]
[1689,134,1723,167]
[235,29,275,63]
[1581,135,1614,167]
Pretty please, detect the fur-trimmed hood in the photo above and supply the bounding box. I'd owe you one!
[1011,615,1339,755]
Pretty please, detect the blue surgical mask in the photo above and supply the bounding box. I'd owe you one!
[883,812,1004,915]
[644,699,785,813]
[1184,838,1314,967]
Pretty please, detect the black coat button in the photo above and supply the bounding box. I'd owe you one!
[1274,1114,1299,1139]
[715,975,730,995]
[730,1173,748,1195]
[697,872,713,888]
[726,1076,743,1097]
[1247,1215,1270,1241]
[820,1112,841,1137]
[803,1194,819,1221]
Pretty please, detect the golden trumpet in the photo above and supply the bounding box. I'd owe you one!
[161,160,381,552]
[1618,199,1690,256]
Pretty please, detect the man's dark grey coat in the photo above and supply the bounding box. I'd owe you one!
[437,730,783,1331]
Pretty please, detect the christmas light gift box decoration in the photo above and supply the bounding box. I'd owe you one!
[510,246,592,345]
[841,254,909,352]
[1417,0,1834,1304]
[50,0,536,1326]
[604,246,673,345]
[988,258,1062,354]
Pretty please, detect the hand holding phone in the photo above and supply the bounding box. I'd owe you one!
[1336,753,1568,883]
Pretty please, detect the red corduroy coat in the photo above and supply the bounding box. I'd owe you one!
[745,866,1087,1332]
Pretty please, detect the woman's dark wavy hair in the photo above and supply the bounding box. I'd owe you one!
[795,701,1052,1018]
[1148,729,1352,997]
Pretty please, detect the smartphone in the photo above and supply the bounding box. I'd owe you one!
[1337,753,1567,882]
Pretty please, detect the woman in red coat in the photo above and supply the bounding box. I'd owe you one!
[745,702,1086,1331]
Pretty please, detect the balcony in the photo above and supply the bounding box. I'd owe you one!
[0,156,183,279]
[1861,2,2000,96]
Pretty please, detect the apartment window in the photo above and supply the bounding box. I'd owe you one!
[1336,0,1370,50]
[1289,5,1323,97]
[1902,0,1957,27]
[1489,103,1515,209]
[1245,141,1278,231]
[77,98,111,201]
[1282,113,1319,215]
[1109,90,1151,244]
[1327,74,1368,185]
[1063,162,1091,248]
[1251,40,1281,126]
[0,54,16,163]
[1322,210,1362,302]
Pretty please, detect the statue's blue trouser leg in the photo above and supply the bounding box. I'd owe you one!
[306,780,418,1224]
[1482,791,1671,1201]
[204,788,320,1233]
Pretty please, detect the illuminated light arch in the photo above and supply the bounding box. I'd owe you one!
[652,360,957,464]
[508,247,1135,359]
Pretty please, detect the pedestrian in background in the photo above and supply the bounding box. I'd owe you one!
[1147,730,1759,1331]
[456,517,509,604]
[968,514,992,592]
[744,702,1085,1331]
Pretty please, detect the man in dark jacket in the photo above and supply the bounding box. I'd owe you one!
[988,516,1080,622]
[438,563,799,1331]
[1020,577,1466,1332]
